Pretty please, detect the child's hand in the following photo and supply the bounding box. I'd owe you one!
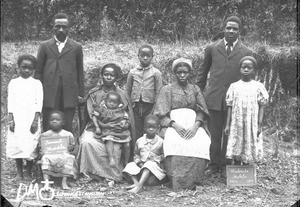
[137,162,144,168]
[9,120,15,132]
[30,120,38,134]
[68,145,75,153]
[95,127,102,135]
[224,126,230,136]
[110,123,122,133]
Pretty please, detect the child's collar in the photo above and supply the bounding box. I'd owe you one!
[137,65,152,70]
[144,134,158,144]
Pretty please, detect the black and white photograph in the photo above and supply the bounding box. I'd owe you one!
[1,0,299,206]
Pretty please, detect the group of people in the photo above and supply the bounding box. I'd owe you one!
[6,13,269,193]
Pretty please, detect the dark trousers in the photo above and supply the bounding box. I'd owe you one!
[208,110,229,169]
[42,78,75,133]
[133,101,154,139]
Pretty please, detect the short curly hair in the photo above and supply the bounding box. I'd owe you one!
[144,115,160,126]
[223,16,242,29]
[52,13,69,24]
[17,54,37,69]
[49,110,66,121]
[138,44,154,55]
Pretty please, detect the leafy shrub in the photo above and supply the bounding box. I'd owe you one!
[1,0,297,44]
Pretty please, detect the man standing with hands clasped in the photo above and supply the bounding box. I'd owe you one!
[35,13,84,132]
[196,16,252,176]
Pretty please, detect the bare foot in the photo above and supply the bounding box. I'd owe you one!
[128,185,142,194]
[62,182,70,190]
[109,158,116,166]
[125,184,136,190]
[108,180,115,187]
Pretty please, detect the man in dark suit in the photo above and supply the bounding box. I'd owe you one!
[35,13,84,132]
[196,16,252,175]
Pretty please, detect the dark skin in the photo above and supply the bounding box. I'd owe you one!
[99,67,126,133]
[52,18,84,103]
[47,112,74,153]
[224,21,240,44]
[92,93,129,135]
[53,18,69,42]
[138,47,153,68]
[10,59,40,180]
[224,60,265,137]
[171,66,203,139]
[127,118,160,194]
[43,112,72,189]
[9,59,40,134]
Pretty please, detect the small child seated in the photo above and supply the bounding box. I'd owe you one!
[38,110,78,190]
[123,115,165,194]
[92,91,131,166]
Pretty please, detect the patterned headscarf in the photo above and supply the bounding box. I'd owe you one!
[172,58,193,73]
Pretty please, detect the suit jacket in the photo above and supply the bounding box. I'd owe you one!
[35,37,84,108]
[196,38,252,111]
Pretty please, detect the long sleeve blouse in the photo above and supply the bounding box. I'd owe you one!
[154,82,209,127]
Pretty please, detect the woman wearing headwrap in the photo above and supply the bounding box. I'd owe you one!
[154,58,211,190]
[77,63,136,183]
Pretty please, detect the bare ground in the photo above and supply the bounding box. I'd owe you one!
[1,41,299,207]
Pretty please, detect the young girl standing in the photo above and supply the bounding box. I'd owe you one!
[123,115,165,194]
[39,110,77,189]
[224,56,269,164]
[6,54,43,181]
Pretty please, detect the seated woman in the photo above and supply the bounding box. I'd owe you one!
[77,63,136,183]
[154,58,211,190]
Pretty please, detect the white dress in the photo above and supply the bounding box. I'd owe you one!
[6,77,43,160]
[225,80,269,163]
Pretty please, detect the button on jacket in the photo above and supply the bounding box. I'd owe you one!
[196,39,252,111]
[133,135,164,164]
[35,37,84,108]
[126,65,163,103]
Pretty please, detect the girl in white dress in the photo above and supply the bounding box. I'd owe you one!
[6,54,43,181]
[224,56,269,164]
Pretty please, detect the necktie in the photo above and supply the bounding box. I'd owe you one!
[226,42,233,56]
[56,41,63,53]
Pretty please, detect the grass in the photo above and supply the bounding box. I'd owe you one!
[1,40,299,206]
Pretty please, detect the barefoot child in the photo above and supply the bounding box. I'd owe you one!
[6,54,43,181]
[123,115,165,194]
[126,44,163,139]
[224,56,269,165]
[92,91,131,166]
[38,110,78,189]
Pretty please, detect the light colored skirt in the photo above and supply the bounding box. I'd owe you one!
[163,108,210,190]
[77,130,123,181]
[123,161,166,180]
[164,108,210,160]
[41,153,78,179]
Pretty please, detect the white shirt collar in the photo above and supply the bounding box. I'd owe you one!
[54,36,68,44]
[224,38,238,48]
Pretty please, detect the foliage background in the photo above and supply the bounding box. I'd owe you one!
[0,1,299,206]
[1,0,298,44]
